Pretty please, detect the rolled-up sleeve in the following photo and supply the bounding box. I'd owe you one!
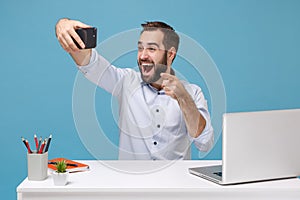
[187,84,214,152]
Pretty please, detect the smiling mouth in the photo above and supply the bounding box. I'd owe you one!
[141,63,154,74]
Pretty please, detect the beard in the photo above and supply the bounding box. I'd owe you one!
[138,52,168,84]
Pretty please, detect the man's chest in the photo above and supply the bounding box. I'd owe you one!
[119,86,184,130]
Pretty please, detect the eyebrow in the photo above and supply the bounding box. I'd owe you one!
[138,41,160,48]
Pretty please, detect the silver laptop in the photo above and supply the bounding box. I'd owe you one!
[189,109,300,185]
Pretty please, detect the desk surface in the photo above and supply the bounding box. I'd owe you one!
[17,160,300,200]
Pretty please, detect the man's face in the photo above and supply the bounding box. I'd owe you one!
[137,30,168,84]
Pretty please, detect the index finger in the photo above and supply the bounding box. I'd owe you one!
[71,21,92,49]
[68,28,85,50]
[160,73,176,80]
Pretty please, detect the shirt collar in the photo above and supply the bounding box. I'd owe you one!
[141,81,165,95]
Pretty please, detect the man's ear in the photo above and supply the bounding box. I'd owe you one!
[167,47,177,65]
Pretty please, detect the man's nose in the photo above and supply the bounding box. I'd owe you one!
[140,49,149,60]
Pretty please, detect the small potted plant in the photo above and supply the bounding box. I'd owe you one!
[52,160,69,186]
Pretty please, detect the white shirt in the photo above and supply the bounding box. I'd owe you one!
[78,49,214,160]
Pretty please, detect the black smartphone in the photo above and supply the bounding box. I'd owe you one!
[73,27,97,49]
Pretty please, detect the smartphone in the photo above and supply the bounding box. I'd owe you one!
[73,27,97,49]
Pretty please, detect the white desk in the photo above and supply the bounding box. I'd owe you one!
[17,160,300,200]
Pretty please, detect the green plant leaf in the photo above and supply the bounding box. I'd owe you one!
[55,160,67,173]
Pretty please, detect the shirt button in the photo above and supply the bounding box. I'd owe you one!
[153,141,157,145]
[157,124,160,128]
[156,109,159,112]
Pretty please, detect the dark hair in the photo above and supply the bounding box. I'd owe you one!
[141,21,180,53]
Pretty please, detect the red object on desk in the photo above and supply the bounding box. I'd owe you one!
[25,140,32,153]
[48,158,89,172]
[38,140,45,154]
[34,134,38,150]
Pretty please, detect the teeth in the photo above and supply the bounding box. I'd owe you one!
[142,63,154,68]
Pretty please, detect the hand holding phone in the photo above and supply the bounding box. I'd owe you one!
[72,27,97,49]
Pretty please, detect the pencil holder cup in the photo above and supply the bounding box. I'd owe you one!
[27,152,48,181]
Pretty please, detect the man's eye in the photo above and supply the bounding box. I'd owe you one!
[148,47,156,51]
[138,46,143,51]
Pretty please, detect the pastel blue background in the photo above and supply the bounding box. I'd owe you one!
[1,0,300,199]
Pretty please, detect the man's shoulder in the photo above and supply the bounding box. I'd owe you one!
[120,68,142,83]
[180,80,203,96]
[181,80,202,90]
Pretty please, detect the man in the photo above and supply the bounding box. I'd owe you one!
[55,18,214,160]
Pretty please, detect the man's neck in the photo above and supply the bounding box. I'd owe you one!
[150,82,163,91]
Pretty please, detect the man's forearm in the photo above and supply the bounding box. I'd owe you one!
[70,49,92,66]
[177,93,206,138]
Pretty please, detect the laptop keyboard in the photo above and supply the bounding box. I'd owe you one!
[213,172,222,177]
